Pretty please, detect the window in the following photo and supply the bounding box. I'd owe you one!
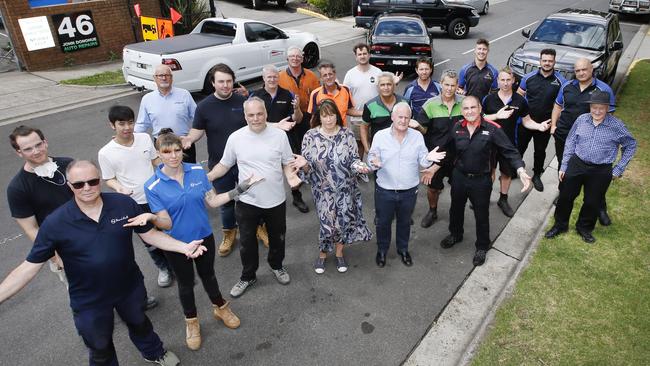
[244,23,285,43]
[201,21,236,37]
[375,20,426,36]
[531,19,606,51]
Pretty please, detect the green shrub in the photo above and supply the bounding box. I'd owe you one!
[308,0,352,17]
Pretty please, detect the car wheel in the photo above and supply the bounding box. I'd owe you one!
[251,0,262,10]
[481,2,489,15]
[302,42,320,69]
[202,73,215,94]
[447,18,469,39]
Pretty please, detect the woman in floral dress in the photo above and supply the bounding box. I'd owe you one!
[292,99,372,274]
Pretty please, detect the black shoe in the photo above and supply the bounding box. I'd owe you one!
[553,195,559,205]
[420,209,437,228]
[544,226,567,239]
[409,217,414,225]
[532,174,544,192]
[497,197,515,217]
[375,252,386,268]
[473,250,487,266]
[440,234,463,249]
[598,210,612,226]
[145,296,158,311]
[577,230,596,244]
[292,197,309,213]
[398,251,412,266]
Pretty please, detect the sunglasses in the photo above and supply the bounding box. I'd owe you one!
[70,178,101,189]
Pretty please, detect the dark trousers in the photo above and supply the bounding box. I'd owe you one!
[553,156,612,233]
[72,281,164,366]
[164,234,223,318]
[138,204,169,271]
[235,201,286,281]
[449,169,492,250]
[374,185,418,254]
[212,166,238,230]
[518,128,551,175]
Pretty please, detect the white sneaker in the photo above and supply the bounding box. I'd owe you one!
[145,350,180,366]
[230,279,257,298]
[270,267,290,285]
[157,268,172,288]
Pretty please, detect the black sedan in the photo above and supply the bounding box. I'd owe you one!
[367,14,434,72]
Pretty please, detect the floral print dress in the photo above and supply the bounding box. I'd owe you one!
[301,127,372,252]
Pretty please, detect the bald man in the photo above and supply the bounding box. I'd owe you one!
[136,64,198,163]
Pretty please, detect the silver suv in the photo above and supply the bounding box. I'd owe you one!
[609,0,650,15]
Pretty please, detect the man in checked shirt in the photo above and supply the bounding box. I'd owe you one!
[544,91,637,244]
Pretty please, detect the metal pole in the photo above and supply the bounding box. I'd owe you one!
[0,5,23,70]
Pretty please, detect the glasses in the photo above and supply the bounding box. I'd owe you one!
[69,178,101,189]
[154,74,172,78]
[19,141,46,154]
[288,54,303,59]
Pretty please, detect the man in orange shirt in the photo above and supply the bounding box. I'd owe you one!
[308,61,362,124]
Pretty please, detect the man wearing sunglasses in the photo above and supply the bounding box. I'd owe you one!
[0,160,207,366]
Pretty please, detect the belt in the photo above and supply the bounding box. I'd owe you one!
[377,185,417,193]
[455,169,489,178]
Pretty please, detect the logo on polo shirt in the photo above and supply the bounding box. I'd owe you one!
[551,80,560,86]
[190,181,203,188]
[370,76,376,83]
[111,215,129,224]
[484,73,492,80]
[482,131,490,135]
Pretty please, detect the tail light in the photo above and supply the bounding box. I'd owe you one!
[371,45,391,51]
[411,46,431,52]
[356,5,361,15]
[162,58,182,71]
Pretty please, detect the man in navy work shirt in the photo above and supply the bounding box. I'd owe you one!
[458,38,498,101]
[551,58,615,225]
[545,91,636,244]
[183,63,247,257]
[403,57,441,117]
[517,48,567,192]
[440,97,531,266]
[0,160,207,366]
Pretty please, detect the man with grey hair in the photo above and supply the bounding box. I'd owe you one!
[207,97,301,298]
[0,160,207,366]
[361,71,407,154]
[368,102,446,268]
[136,64,197,163]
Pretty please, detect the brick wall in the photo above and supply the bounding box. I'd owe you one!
[0,0,162,71]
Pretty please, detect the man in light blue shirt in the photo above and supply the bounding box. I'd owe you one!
[368,102,445,268]
[136,64,197,162]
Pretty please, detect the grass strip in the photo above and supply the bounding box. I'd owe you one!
[471,60,650,365]
[60,70,124,86]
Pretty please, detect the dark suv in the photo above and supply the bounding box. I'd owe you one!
[508,8,623,84]
[352,0,480,39]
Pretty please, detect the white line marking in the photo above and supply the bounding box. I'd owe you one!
[434,59,450,67]
[462,20,539,55]
[0,31,8,37]
[620,22,643,27]
[0,233,24,246]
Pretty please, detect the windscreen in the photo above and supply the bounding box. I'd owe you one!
[530,19,606,50]
[375,20,426,36]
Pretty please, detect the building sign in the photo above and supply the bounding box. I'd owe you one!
[141,16,158,41]
[18,16,56,51]
[51,11,100,53]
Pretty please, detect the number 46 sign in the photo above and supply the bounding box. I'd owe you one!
[51,11,100,53]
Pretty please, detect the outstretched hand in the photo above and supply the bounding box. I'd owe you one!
[123,213,154,227]
[495,106,515,120]
[426,146,446,163]
[519,170,532,192]
[185,239,207,259]
[289,154,308,170]
[276,116,297,131]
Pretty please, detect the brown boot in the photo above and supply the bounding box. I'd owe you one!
[218,228,238,257]
[185,317,201,350]
[256,224,269,248]
[213,301,241,329]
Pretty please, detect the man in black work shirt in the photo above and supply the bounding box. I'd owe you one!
[517,48,567,192]
[458,38,499,101]
[439,96,531,266]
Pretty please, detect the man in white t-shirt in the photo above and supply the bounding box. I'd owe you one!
[98,105,173,289]
[207,97,301,299]
[343,43,402,158]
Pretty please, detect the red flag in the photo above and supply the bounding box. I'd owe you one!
[133,3,141,17]
[170,7,183,24]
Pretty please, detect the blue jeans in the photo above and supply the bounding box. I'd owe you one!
[212,166,238,229]
[374,185,418,254]
[72,281,165,365]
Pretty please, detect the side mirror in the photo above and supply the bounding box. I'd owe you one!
[610,40,623,51]
[521,29,530,38]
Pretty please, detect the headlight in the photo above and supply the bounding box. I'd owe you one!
[471,9,479,16]
[509,57,524,68]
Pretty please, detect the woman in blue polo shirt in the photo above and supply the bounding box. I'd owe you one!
[142,132,258,351]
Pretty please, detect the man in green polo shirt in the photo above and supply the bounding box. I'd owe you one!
[361,72,407,153]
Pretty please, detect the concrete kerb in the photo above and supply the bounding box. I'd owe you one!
[296,7,330,20]
[613,24,649,94]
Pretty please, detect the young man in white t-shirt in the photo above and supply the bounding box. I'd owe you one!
[98,105,173,289]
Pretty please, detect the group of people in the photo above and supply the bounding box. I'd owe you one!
[0,39,637,366]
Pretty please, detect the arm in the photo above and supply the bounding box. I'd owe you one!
[283,163,302,188]
[551,103,562,135]
[138,229,206,258]
[521,115,550,132]
[206,163,230,182]
[0,261,45,304]
[105,178,133,196]
[516,87,526,97]
[484,105,514,121]
[347,109,363,117]
[151,157,162,167]
[360,124,371,153]
[204,188,233,208]
[291,96,303,123]
[612,124,637,177]
[125,209,173,230]
[182,128,205,149]
[15,216,39,243]
[134,100,151,134]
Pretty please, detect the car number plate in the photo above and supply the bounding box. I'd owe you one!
[136,62,148,69]
[392,60,408,65]
[622,6,636,11]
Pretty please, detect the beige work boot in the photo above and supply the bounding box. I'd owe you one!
[184,317,201,351]
[218,228,238,257]
[213,301,241,329]
[256,224,269,248]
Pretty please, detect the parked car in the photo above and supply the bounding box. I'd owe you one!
[609,0,650,15]
[352,0,480,39]
[122,18,320,93]
[508,8,623,85]
[250,0,286,10]
[367,13,433,71]
[445,0,489,15]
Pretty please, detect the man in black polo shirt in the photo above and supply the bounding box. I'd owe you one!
[482,67,548,217]
[183,63,247,257]
[517,48,567,192]
[551,58,615,224]
[458,38,499,101]
[440,97,531,266]
[251,64,308,215]
[0,160,206,366]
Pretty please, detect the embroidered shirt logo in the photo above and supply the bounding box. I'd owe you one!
[482,130,490,135]
[111,216,129,224]
[190,182,203,188]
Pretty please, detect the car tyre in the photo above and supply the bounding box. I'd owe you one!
[251,0,262,10]
[481,2,489,15]
[448,18,469,39]
[202,73,215,94]
[302,42,320,69]
[277,0,286,7]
